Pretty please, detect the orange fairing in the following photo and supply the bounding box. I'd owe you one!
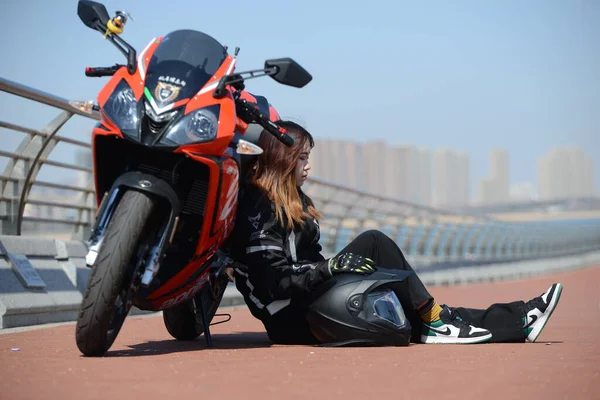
[179,55,237,156]
[147,155,239,300]
[212,158,239,237]
[151,269,211,310]
[189,156,238,252]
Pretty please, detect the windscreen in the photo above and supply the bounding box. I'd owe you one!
[145,29,228,107]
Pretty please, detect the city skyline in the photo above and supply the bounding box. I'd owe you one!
[537,147,596,201]
[2,1,599,195]
[309,138,597,207]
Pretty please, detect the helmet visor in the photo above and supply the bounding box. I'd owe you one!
[367,289,408,329]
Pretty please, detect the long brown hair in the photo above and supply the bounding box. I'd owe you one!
[252,120,322,228]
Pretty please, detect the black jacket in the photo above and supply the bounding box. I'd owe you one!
[228,184,332,319]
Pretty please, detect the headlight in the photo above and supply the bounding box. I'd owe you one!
[103,80,142,140]
[160,105,220,146]
[366,289,408,329]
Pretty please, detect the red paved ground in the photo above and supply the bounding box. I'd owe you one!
[1,266,599,400]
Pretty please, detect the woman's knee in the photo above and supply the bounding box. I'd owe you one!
[359,229,391,242]
[358,229,408,256]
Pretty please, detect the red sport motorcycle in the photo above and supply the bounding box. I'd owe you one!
[72,0,312,357]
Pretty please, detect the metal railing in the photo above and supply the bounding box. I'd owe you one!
[1,78,100,240]
[302,177,600,266]
[449,196,600,215]
[1,77,599,267]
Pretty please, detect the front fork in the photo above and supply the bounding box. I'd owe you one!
[86,188,122,267]
[140,215,179,287]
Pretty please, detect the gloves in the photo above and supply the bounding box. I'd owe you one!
[327,253,377,275]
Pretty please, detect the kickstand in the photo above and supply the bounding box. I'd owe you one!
[195,296,213,348]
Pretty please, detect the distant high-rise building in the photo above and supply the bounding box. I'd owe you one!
[388,145,418,202]
[490,148,509,202]
[311,139,361,187]
[433,149,452,207]
[583,156,595,197]
[476,178,493,204]
[432,149,470,208]
[337,140,364,188]
[537,147,596,200]
[476,148,510,205]
[537,153,553,200]
[361,140,389,196]
[309,138,327,180]
[416,148,433,206]
[456,151,470,206]
[311,139,343,184]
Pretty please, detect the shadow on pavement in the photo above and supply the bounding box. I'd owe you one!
[103,331,272,357]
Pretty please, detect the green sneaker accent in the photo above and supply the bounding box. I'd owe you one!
[422,327,438,337]
[523,316,534,336]
[428,319,444,328]
[422,319,443,336]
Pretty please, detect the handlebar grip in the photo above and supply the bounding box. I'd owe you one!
[235,98,295,147]
[262,119,295,147]
[85,67,105,77]
[85,65,123,77]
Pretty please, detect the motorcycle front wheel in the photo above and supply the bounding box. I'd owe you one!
[75,190,157,357]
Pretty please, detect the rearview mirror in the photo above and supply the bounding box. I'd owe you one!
[78,0,110,29]
[264,58,313,88]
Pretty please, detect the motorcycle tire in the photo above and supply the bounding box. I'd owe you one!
[163,273,229,341]
[75,190,157,357]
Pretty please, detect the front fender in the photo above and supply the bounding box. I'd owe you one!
[87,171,183,268]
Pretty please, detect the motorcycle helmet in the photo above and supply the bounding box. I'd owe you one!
[306,268,413,347]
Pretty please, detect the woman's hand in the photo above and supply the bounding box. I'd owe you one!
[327,253,377,275]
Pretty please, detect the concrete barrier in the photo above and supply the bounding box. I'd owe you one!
[0,235,154,329]
[1,234,599,330]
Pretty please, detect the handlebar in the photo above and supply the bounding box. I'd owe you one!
[85,64,124,77]
[236,98,295,147]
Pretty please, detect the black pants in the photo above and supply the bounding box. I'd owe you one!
[263,230,526,345]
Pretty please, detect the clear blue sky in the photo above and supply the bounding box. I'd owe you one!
[1,0,598,197]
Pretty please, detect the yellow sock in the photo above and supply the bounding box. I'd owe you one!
[418,300,443,323]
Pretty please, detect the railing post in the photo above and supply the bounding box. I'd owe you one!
[15,111,74,235]
[1,129,43,235]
